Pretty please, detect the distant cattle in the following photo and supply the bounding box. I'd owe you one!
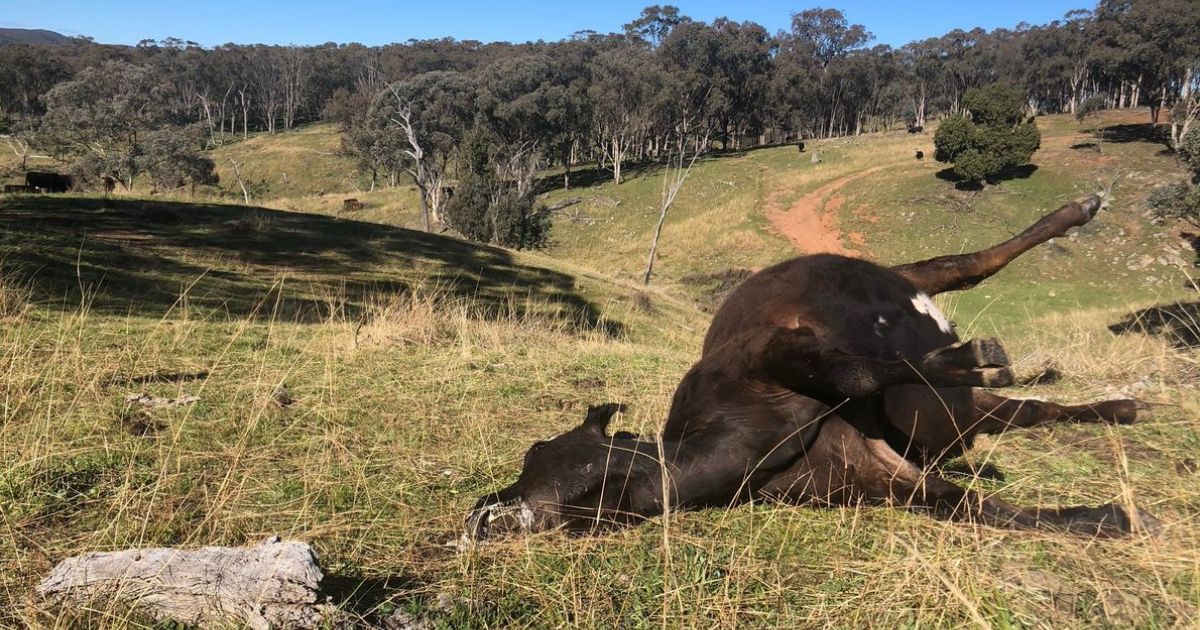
[101,175,117,194]
[343,198,364,212]
[3,184,34,194]
[915,150,925,160]
[796,141,806,153]
[25,171,72,193]
[907,125,924,134]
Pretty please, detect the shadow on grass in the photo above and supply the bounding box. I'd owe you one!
[1095,123,1169,146]
[935,164,1039,191]
[320,572,425,624]
[0,196,624,336]
[1109,301,1200,349]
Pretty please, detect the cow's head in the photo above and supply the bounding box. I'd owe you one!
[464,403,662,541]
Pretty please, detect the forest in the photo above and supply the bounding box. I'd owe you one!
[0,0,1197,232]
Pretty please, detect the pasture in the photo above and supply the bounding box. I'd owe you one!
[2,109,1199,627]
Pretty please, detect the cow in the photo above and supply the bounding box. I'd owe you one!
[25,171,72,193]
[797,141,806,153]
[343,198,364,212]
[466,193,1161,541]
[908,124,924,134]
[915,149,925,160]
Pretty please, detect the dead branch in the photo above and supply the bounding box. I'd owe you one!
[37,537,331,629]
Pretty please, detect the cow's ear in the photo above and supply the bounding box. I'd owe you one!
[581,403,627,436]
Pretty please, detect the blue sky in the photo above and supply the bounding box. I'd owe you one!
[0,1,1090,48]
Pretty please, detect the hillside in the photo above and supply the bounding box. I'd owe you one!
[215,111,1195,327]
[1,110,1198,627]
[0,28,71,46]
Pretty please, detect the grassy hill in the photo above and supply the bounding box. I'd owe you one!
[1,110,1199,627]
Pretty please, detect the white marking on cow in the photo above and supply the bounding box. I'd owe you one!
[911,292,953,334]
[874,315,889,337]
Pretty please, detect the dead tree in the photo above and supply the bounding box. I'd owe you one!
[37,537,331,629]
[228,158,251,204]
[644,130,709,285]
[390,93,449,232]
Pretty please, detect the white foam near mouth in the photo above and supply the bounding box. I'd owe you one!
[911,292,954,334]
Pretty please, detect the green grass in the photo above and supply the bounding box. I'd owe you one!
[2,109,1199,627]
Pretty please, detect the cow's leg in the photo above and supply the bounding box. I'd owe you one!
[890,194,1104,295]
[882,385,1151,463]
[757,326,1015,399]
[759,417,1160,537]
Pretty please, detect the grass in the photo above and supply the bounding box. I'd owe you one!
[1,108,1199,627]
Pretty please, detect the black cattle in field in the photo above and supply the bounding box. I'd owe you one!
[796,141,806,153]
[25,171,72,193]
[907,124,924,134]
[915,149,925,159]
[467,193,1161,541]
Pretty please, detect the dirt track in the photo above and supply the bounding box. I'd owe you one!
[764,164,893,255]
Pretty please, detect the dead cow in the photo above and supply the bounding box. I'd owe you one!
[343,198,364,212]
[468,194,1160,541]
[25,171,72,193]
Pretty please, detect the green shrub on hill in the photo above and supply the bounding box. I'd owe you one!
[934,83,1040,184]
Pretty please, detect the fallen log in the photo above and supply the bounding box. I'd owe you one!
[37,536,333,629]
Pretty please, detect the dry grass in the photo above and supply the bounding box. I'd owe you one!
[3,277,1197,628]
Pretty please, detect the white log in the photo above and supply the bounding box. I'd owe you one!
[37,536,334,629]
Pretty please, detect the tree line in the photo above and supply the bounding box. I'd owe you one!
[0,0,1197,245]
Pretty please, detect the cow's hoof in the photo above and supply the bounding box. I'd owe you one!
[1131,508,1163,536]
[969,338,1010,368]
[923,338,1010,372]
[976,367,1015,388]
[1097,399,1152,425]
[1077,194,1104,221]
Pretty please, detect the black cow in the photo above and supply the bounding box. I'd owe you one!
[908,125,924,134]
[796,141,806,153]
[467,194,1160,540]
[25,171,72,193]
[915,149,925,160]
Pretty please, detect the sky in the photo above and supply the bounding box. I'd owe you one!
[0,0,1090,48]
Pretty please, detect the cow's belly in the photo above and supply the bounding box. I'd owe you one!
[704,254,958,360]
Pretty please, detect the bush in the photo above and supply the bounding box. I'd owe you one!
[1147,181,1200,227]
[1075,95,1106,122]
[1178,126,1200,180]
[933,83,1040,184]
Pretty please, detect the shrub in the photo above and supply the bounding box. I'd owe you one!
[1178,126,1200,180]
[1075,95,1106,122]
[933,83,1040,184]
[1147,181,1199,228]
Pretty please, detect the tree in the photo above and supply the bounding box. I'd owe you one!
[444,128,550,249]
[934,83,1040,184]
[788,8,873,71]
[384,71,475,230]
[40,61,166,190]
[137,125,218,194]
